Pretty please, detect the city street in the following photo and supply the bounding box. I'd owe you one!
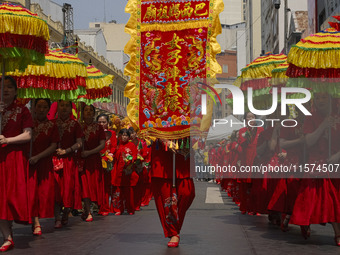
[10,181,339,255]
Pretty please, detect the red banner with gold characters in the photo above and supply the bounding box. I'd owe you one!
[124,0,224,140]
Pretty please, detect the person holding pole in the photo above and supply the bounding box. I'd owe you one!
[53,100,83,228]
[97,114,117,216]
[151,138,195,247]
[289,93,340,244]
[79,105,106,222]
[0,76,33,252]
[29,98,59,235]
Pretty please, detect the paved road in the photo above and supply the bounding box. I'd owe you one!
[9,181,340,255]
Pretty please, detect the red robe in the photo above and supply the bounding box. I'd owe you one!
[111,141,138,186]
[53,118,83,209]
[267,124,303,214]
[228,141,242,202]
[99,129,117,214]
[29,119,59,218]
[208,147,217,170]
[0,102,33,222]
[250,127,281,214]
[290,110,340,225]
[80,123,106,206]
[111,140,138,214]
[237,126,264,213]
[238,126,264,168]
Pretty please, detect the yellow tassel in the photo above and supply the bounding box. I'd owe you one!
[175,140,179,150]
[169,140,173,149]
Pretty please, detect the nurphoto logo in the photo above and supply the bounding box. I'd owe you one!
[201,84,312,128]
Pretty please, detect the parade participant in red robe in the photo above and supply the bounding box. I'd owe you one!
[151,138,195,247]
[80,105,106,222]
[140,140,152,207]
[253,122,283,219]
[267,111,305,232]
[29,98,59,236]
[97,114,117,216]
[237,112,264,213]
[0,76,33,252]
[220,140,231,191]
[216,139,227,184]
[208,144,216,182]
[111,129,138,215]
[290,93,340,244]
[53,100,83,228]
[129,127,143,211]
[228,131,242,202]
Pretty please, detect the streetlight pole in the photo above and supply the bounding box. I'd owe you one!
[249,0,253,61]
[284,0,288,54]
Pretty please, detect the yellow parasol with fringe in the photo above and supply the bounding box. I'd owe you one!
[78,64,114,104]
[8,50,88,101]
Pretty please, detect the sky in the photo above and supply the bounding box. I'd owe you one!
[52,0,130,29]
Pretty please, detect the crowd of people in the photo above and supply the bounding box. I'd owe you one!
[0,76,194,251]
[1,74,340,251]
[201,93,340,247]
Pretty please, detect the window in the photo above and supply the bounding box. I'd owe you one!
[223,65,228,73]
[95,23,100,28]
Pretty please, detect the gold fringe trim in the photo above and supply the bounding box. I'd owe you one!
[0,12,49,40]
[270,74,288,86]
[124,0,139,129]
[139,126,203,140]
[288,46,340,69]
[8,60,87,78]
[240,63,282,79]
[86,75,114,89]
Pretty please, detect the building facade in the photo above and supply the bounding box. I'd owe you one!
[89,22,131,72]
[261,0,279,54]
[261,0,308,54]
[213,50,238,119]
[75,28,107,58]
[244,0,262,63]
[317,0,340,31]
[219,0,243,25]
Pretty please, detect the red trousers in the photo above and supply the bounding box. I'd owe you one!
[134,174,143,210]
[98,171,112,214]
[152,178,195,238]
[141,183,152,206]
[112,186,135,214]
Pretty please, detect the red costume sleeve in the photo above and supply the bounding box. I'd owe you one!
[22,106,33,129]
[51,123,60,143]
[110,130,117,154]
[98,125,106,141]
[74,121,84,139]
[303,115,316,134]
